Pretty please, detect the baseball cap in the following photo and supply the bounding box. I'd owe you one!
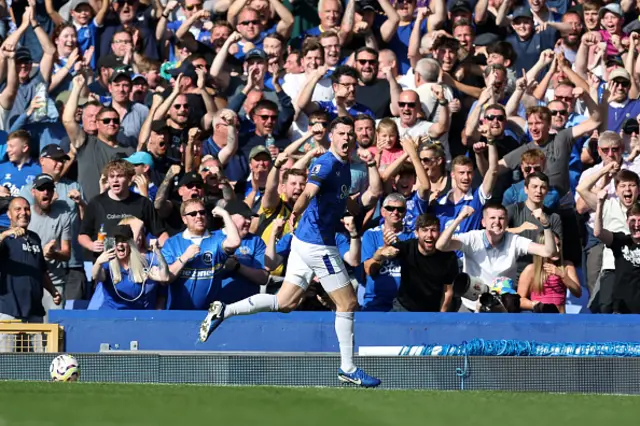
[474,33,500,47]
[40,144,70,161]
[512,6,533,19]
[249,145,271,160]
[609,67,631,81]
[449,0,472,13]
[224,199,258,218]
[32,174,55,190]
[15,47,33,63]
[356,0,377,13]
[132,73,148,84]
[245,48,267,62]
[98,54,122,70]
[69,0,91,10]
[109,66,132,83]
[599,3,623,18]
[56,90,89,107]
[112,224,134,240]
[178,172,204,187]
[151,120,169,133]
[168,61,198,80]
[124,152,154,169]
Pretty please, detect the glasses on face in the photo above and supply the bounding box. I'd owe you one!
[257,114,277,121]
[420,156,436,164]
[183,209,206,217]
[239,19,260,26]
[357,59,378,66]
[186,183,203,190]
[117,0,136,5]
[383,205,406,213]
[185,3,203,11]
[485,114,505,122]
[550,109,568,116]
[398,102,416,108]
[613,79,631,88]
[310,121,328,127]
[173,104,189,110]
[601,146,621,154]
[37,186,55,192]
[100,117,120,125]
[523,165,542,172]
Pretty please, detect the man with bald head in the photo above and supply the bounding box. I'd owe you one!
[392,90,450,141]
[0,197,61,351]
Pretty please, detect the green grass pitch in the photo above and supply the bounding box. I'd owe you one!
[0,381,637,426]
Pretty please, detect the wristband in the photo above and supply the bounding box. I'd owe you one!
[32,24,40,30]
[350,234,359,239]
[177,257,185,264]
[438,98,449,106]
[274,163,282,169]
[162,14,169,18]
[542,223,551,230]
[366,161,377,168]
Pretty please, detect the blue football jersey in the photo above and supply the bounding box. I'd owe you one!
[295,151,351,246]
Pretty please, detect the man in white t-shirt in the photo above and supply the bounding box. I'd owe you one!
[436,202,557,311]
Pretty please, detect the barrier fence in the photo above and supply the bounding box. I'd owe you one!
[0,321,63,353]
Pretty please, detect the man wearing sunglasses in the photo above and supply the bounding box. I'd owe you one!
[155,171,206,236]
[161,199,241,310]
[361,193,414,312]
[606,68,640,133]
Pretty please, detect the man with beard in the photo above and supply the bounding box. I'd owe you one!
[437,203,557,311]
[594,195,640,314]
[213,200,269,304]
[154,91,192,160]
[99,0,159,60]
[299,65,375,120]
[158,62,210,130]
[79,160,168,256]
[354,114,375,151]
[162,198,241,310]
[139,120,180,187]
[580,166,640,313]
[380,214,458,312]
[555,10,584,63]
[361,192,414,311]
[353,47,400,119]
[27,174,73,312]
[155,168,205,236]
[0,197,62,350]
[506,172,563,274]
[108,68,149,148]
[201,116,381,388]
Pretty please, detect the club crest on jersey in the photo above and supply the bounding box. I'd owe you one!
[311,164,321,176]
[238,246,250,256]
[202,251,213,265]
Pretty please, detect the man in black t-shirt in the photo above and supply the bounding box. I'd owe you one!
[78,160,168,256]
[382,213,459,312]
[354,47,398,119]
[0,198,61,347]
[595,194,640,314]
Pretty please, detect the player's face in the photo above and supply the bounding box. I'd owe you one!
[451,164,473,193]
[524,177,548,205]
[482,208,506,238]
[231,214,251,238]
[617,181,639,207]
[182,203,207,233]
[330,123,355,159]
[382,201,406,226]
[416,225,439,253]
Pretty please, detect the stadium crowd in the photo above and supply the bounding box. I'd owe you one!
[2,0,640,322]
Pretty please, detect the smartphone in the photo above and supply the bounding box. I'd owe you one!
[104,237,116,252]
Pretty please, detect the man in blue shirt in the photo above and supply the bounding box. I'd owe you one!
[213,200,269,304]
[161,199,241,310]
[200,116,381,387]
[506,7,558,79]
[298,65,376,121]
[361,193,414,311]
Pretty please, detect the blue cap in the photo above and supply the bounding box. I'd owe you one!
[131,73,148,83]
[512,6,533,20]
[124,152,154,169]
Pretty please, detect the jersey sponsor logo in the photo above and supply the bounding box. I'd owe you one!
[339,184,349,200]
[202,252,213,265]
[311,164,321,176]
[22,241,42,254]
[378,260,400,278]
[622,246,640,267]
[106,213,133,220]
[179,268,218,279]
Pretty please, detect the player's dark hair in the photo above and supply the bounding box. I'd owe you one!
[416,213,440,230]
[525,171,550,187]
[329,116,354,133]
[331,65,359,85]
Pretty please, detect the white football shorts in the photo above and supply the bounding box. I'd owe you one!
[284,236,351,293]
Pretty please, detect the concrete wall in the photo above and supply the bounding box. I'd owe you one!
[49,311,640,353]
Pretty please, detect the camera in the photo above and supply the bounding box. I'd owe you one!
[478,292,508,313]
[452,273,490,301]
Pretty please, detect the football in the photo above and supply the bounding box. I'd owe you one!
[50,354,80,382]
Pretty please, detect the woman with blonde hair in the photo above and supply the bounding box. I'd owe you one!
[517,232,581,313]
[418,142,451,203]
[90,218,170,310]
